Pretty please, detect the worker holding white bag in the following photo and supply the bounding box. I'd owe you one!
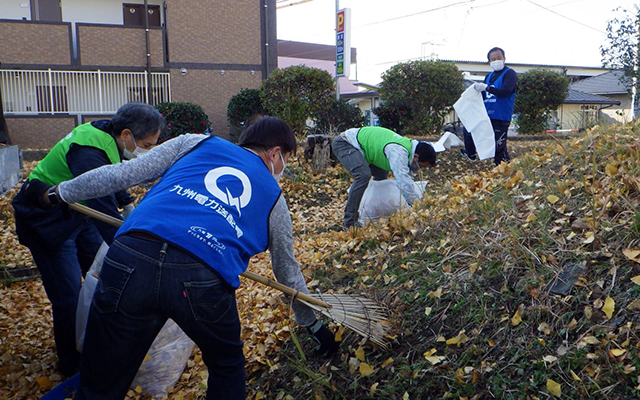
[458,46,517,165]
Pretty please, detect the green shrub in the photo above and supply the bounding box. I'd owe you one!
[260,65,335,135]
[308,98,365,135]
[378,60,464,135]
[514,69,568,134]
[372,103,411,134]
[155,102,211,142]
[227,88,265,140]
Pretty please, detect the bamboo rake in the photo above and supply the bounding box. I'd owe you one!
[68,202,390,347]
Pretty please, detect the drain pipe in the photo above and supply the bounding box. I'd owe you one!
[144,0,152,104]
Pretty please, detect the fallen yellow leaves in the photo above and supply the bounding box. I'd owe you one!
[423,348,446,365]
[546,378,562,396]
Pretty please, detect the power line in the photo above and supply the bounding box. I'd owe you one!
[523,0,604,33]
[354,0,476,28]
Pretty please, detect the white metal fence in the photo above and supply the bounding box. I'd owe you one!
[1,69,171,115]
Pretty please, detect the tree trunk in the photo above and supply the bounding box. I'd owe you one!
[304,135,331,173]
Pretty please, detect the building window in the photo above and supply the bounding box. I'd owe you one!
[123,4,161,27]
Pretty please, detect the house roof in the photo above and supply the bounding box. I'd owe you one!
[564,89,621,105]
[277,40,357,63]
[569,70,630,95]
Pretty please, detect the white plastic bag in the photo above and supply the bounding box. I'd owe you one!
[76,241,109,352]
[131,319,195,398]
[358,180,428,225]
[75,241,195,398]
[431,131,464,152]
[453,86,495,160]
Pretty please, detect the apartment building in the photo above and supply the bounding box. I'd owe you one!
[0,0,277,148]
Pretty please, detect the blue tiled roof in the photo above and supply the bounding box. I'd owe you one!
[569,70,630,95]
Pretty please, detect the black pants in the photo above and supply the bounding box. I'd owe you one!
[463,119,511,165]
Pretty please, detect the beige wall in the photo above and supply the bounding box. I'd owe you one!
[6,117,77,149]
[166,0,261,65]
[0,21,71,65]
[78,25,164,67]
[170,69,262,137]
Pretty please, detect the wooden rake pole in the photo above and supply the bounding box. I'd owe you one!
[68,202,390,347]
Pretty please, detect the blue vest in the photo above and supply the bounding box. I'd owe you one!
[118,136,281,288]
[484,67,516,122]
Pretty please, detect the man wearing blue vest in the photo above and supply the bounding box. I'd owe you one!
[11,102,163,376]
[44,117,338,400]
[459,46,517,165]
[332,126,437,229]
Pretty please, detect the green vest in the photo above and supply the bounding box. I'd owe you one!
[29,122,121,186]
[356,126,413,171]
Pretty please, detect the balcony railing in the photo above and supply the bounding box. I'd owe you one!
[1,69,171,115]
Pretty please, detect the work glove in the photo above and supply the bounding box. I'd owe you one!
[473,82,488,92]
[307,319,339,356]
[121,203,135,220]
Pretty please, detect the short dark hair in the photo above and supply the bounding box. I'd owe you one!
[487,47,505,61]
[111,102,165,140]
[415,142,436,166]
[237,116,297,155]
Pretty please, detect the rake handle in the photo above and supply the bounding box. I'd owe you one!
[68,203,331,309]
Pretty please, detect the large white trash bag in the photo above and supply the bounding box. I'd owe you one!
[453,85,495,160]
[431,131,464,152]
[76,241,195,398]
[358,180,428,226]
[76,241,109,352]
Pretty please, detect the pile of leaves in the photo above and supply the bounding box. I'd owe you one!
[3,123,640,399]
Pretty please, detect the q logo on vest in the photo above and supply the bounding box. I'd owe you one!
[204,167,252,217]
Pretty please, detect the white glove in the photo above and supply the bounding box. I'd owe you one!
[473,83,488,92]
[122,203,135,220]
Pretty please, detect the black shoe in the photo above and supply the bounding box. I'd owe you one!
[459,149,477,162]
[57,360,80,378]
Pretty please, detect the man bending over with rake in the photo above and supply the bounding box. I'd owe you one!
[40,116,339,400]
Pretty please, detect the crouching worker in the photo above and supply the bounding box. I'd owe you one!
[42,116,339,400]
[332,126,437,228]
[11,102,163,376]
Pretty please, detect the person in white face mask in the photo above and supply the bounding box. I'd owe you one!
[41,116,338,400]
[11,102,164,376]
[459,46,517,165]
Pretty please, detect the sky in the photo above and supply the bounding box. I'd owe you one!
[276,0,639,84]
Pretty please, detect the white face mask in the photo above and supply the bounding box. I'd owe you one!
[123,135,148,160]
[490,60,505,71]
[270,151,286,182]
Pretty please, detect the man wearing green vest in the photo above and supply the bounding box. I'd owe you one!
[332,126,437,228]
[11,102,164,376]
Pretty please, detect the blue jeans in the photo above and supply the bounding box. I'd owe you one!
[30,219,104,373]
[76,234,245,400]
[332,136,389,227]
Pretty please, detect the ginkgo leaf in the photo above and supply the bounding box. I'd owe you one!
[583,232,595,244]
[547,195,560,204]
[446,337,460,345]
[543,355,558,363]
[511,309,522,326]
[631,275,640,286]
[570,370,581,381]
[425,355,446,365]
[381,357,394,368]
[425,307,432,316]
[359,362,375,377]
[355,346,365,362]
[602,296,615,320]
[623,249,640,261]
[546,379,562,396]
[611,348,626,357]
[369,382,379,396]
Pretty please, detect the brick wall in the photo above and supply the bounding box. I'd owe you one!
[170,69,262,137]
[6,116,77,149]
[78,25,165,68]
[166,0,262,65]
[0,20,71,65]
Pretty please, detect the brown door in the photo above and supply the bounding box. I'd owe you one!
[30,0,62,22]
[123,4,161,27]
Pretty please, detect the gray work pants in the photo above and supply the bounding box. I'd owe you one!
[331,135,388,227]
